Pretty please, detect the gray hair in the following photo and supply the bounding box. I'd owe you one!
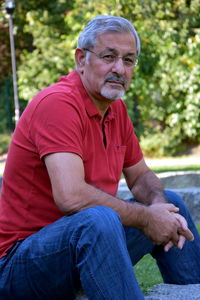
[77,15,141,55]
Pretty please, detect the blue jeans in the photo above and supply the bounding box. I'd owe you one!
[0,191,200,300]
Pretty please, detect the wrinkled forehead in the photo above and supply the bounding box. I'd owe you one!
[95,31,137,54]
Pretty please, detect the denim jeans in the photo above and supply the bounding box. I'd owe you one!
[0,190,200,300]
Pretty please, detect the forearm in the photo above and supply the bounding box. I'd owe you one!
[55,181,194,247]
[53,180,147,228]
[131,169,167,205]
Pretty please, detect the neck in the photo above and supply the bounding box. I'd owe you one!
[89,93,112,117]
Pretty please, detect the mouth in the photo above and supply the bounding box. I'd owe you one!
[105,73,126,89]
[106,80,125,89]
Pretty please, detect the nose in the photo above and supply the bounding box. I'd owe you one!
[111,57,126,75]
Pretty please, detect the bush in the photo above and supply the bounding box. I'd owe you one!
[140,127,187,157]
[0,133,12,155]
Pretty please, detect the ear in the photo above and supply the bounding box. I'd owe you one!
[75,48,87,74]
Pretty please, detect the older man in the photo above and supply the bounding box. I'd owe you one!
[0,15,199,300]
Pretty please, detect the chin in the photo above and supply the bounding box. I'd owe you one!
[101,87,125,100]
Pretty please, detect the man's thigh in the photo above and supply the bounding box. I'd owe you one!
[0,205,133,300]
[0,215,83,300]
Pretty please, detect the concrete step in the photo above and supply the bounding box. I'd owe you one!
[145,283,200,300]
[76,284,200,299]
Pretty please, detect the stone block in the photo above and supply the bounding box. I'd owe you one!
[145,283,200,300]
[75,284,200,300]
[173,188,200,223]
[159,171,200,189]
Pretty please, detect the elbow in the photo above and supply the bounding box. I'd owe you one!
[53,189,84,215]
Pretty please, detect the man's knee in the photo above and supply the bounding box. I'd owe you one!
[164,190,189,218]
[164,190,184,207]
[78,206,123,238]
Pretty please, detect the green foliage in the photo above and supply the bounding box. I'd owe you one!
[0,132,11,155]
[0,0,200,156]
[140,126,187,157]
[123,0,200,156]
[17,1,75,100]
[17,0,119,100]
[0,77,14,132]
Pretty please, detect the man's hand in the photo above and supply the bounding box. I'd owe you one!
[164,213,194,252]
[141,203,194,248]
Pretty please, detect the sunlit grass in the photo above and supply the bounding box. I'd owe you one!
[152,165,200,173]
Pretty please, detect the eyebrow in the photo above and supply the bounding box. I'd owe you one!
[102,47,137,56]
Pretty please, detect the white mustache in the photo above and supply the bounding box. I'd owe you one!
[105,74,126,86]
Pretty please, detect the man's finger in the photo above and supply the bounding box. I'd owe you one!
[174,213,188,231]
[164,235,186,252]
[177,235,186,250]
[164,204,179,213]
[173,213,194,241]
[178,227,194,241]
[164,241,173,252]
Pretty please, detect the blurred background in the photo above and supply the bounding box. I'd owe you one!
[0,0,199,161]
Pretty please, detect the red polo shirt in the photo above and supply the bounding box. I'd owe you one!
[0,70,143,257]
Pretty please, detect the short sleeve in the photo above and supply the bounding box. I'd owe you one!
[29,92,85,159]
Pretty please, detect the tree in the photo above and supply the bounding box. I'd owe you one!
[119,0,200,155]
[1,0,199,156]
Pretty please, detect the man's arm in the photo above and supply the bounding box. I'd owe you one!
[123,158,194,250]
[44,152,149,227]
[44,152,193,247]
[123,158,166,205]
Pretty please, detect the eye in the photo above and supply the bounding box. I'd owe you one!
[101,54,116,63]
[123,57,135,66]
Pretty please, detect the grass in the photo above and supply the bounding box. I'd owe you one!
[152,165,200,173]
[134,224,200,293]
[134,253,162,293]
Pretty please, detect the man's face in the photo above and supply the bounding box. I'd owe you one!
[77,31,137,103]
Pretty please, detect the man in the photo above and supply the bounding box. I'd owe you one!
[0,15,200,300]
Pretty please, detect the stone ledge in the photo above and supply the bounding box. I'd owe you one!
[145,283,200,300]
[172,188,200,223]
[159,171,200,189]
[75,284,200,300]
